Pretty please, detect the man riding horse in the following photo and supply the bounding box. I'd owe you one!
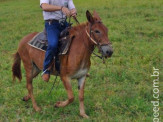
[40,0,77,82]
[12,2,113,117]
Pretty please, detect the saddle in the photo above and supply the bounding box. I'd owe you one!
[28,27,72,55]
[28,27,74,73]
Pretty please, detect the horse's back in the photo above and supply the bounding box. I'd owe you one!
[18,32,38,50]
[17,32,46,70]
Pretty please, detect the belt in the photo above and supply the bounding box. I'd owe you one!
[45,19,59,23]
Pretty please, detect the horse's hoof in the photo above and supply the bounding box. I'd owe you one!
[34,107,41,112]
[86,73,90,77]
[54,101,67,108]
[54,101,61,108]
[80,113,89,118]
[22,96,30,101]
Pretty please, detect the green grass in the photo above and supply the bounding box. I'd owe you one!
[0,0,163,121]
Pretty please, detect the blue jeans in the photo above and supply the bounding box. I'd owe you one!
[43,21,68,73]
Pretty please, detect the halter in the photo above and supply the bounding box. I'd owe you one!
[85,23,105,60]
[73,17,108,61]
[85,29,97,45]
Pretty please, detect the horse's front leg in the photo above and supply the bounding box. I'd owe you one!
[78,76,89,118]
[55,76,74,107]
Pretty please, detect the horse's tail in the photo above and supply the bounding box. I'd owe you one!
[12,52,22,82]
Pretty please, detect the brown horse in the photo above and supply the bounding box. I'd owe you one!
[12,10,113,118]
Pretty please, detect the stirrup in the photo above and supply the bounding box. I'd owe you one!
[41,69,48,76]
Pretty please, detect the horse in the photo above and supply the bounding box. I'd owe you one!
[12,10,113,118]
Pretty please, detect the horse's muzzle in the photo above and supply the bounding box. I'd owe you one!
[101,45,113,58]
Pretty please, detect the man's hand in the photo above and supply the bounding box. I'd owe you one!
[61,7,71,17]
[70,8,77,17]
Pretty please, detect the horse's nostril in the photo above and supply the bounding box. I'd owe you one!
[101,45,113,57]
[106,50,113,56]
[106,51,109,54]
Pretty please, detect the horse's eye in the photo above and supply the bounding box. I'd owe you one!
[95,30,100,34]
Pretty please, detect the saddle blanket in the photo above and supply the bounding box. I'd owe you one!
[28,32,72,55]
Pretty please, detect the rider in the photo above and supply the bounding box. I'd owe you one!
[40,0,77,82]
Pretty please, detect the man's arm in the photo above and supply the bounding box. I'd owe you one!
[70,9,77,17]
[68,0,77,17]
[41,3,61,12]
[41,3,71,16]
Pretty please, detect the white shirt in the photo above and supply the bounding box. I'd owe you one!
[40,0,75,20]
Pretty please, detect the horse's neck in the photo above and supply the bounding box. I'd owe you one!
[70,23,95,63]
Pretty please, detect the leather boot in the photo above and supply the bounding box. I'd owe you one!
[42,73,50,82]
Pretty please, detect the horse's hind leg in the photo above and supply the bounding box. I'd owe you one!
[23,64,40,101]
[22,60,41,111]
[55,76,74,107]
[32,63,41,78]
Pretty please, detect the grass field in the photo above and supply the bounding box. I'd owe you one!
[0,0,163,121]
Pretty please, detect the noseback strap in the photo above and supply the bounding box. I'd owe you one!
[85,30,97,45]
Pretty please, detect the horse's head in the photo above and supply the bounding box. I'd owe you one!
[86,10,113,58]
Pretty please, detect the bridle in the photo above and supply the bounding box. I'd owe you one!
[85,21,111,60]
[73,16,109,61]
[85,29,97,45]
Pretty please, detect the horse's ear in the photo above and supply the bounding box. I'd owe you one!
[86,10,94,24]
[93,10,101,22]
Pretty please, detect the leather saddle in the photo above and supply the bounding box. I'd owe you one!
[28,27,73,55]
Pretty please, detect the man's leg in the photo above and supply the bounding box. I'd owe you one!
[42,22,60,82]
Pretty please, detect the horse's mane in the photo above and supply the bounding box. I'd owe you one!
[69,22,88,36]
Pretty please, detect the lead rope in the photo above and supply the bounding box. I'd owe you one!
[48,75,58,96]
